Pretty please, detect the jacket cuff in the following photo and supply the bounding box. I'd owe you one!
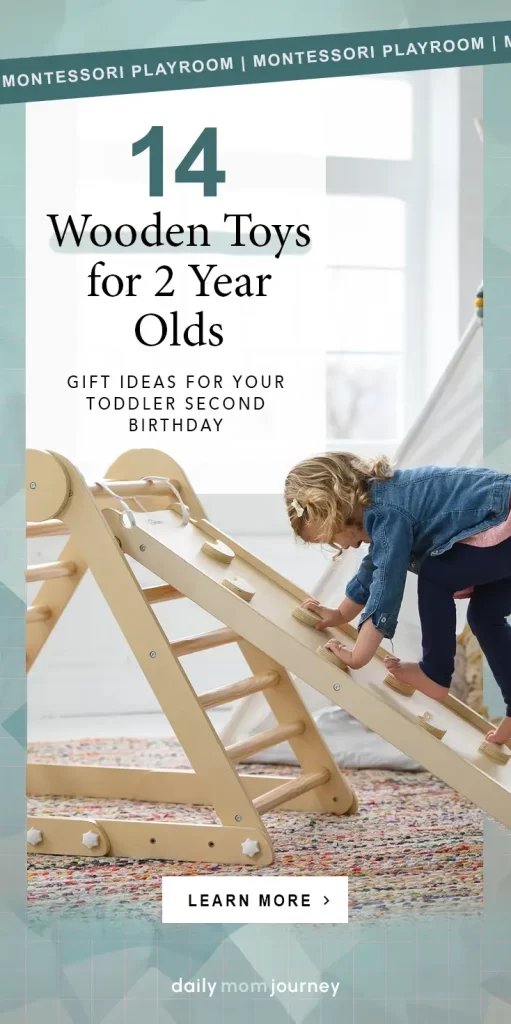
[358,609,397,640]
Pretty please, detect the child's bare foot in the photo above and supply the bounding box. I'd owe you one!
[384,656,449,702]
[485,717,511,746]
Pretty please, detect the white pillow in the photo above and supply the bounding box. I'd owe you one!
[244,706,421,771]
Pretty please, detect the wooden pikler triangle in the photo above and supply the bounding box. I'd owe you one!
[26,448,511,866]
[26,448,357,866]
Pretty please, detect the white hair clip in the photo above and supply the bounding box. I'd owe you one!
[291,498,305,518]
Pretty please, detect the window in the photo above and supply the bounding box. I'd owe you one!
[325,73,426,457]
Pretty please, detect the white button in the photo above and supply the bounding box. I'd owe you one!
[162,877,348,924]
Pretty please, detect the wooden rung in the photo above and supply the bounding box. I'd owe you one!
[26,561,77,583]
[199,670,280,711]
[26,604,51,623]
[226,720,306,763]
[90,478,182,498]
[171,627,238,658]
[26,520,68,538]
[253,769,331,814]
[143,584,183,604]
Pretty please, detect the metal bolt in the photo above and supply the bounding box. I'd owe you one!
[235,814,242,822]
[333,683,341,691]
[29,482,36,490]
[149,651,157,658]
[140,544,146,552]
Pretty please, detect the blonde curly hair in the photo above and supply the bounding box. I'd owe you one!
[285,451,393,545]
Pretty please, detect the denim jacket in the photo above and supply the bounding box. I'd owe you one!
[345,466,511,640]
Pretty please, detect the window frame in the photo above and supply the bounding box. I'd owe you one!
[325,71,430,454]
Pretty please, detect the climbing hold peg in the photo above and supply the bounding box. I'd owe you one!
[201,539,235,564]
[416,711,446,740]
[478,740,510,765]
[383,673,415,697]
[316,644,346,669]
[222,576,255,601]
[292,605,322,627]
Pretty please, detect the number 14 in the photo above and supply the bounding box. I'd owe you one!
[132,126,226,197]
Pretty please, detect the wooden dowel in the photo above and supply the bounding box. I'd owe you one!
[171,627,238,658]
[199,671,280,711]
[143,584,183,604]
[226,720,305,763]
[26,604,51,623]
[26,520,68,539]
[253,769,331,814]
[26,561,77,583]
[90,478,182,498]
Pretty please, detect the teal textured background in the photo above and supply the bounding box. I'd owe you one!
[1,2,511,1021]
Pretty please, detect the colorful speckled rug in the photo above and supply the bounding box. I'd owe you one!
[27,738,483,919]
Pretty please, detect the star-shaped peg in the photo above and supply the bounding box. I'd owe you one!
[82,830,100,849]
[27,827,42,846]
[241,838,260,858]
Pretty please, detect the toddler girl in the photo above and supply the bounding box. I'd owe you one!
[285,452,511,746]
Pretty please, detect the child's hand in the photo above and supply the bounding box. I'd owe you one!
[485,719,511,745]
[325,639,355,667]
[301,599,343,631]
[485,729,500,744]
[325,619,381,670]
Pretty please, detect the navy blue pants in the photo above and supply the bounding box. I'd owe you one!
[418,535,511,715]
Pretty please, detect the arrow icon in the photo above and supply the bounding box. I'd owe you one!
[323,896,329,905]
